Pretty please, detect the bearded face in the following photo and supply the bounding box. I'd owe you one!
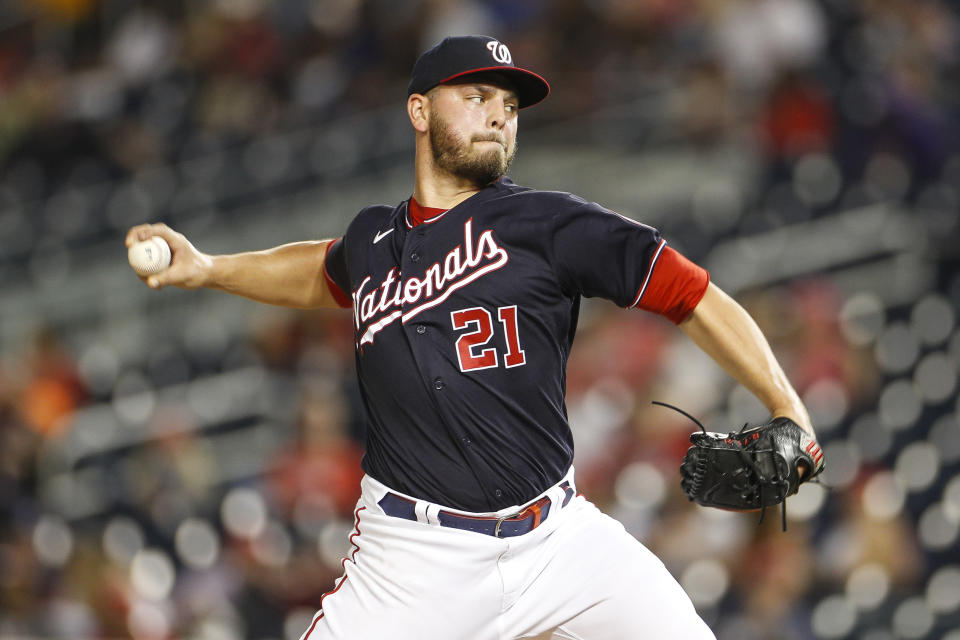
[428,109,516,187]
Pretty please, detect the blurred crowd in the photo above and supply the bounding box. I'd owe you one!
[1,0,957,205]
[1,0,958,271]
[2,0,960,639]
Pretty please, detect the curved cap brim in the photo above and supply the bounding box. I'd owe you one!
[427,66,551,109]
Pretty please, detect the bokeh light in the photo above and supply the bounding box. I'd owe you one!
[891,598,934,640]
[912,352,957,404]
[191,618,237,640]
[917,503,959,551]
[186,374,232,423]
[130,548,176,601]
[845,564,890,610]
[220,488,268,539]
[803,378,848,432]
[112,369,157,426]
[925,566,960,614]
[318,519,353,570]
[862,472,906,521]
[848,412,893,462]
[103,516,146,566]
[874,324,919,374]
[819,440,860,489]
[944,475,960,520]
[293,494,337,539]
[680,559,730,608]
[793,153,842,207]
[32,515,74,568]
[691,179,742,235]
[877,380,921,431]
[77,342,121,396]
[251,520,294,567]
[614,462,667,511]
[46,597,98,638]
[175,518,220,570]
[894,442,940,492]
[811,595,856,639]
[127,599,171,640]
[909,294,954,346]
[839,293,885,346]
[928,415,960,464]
[786,482,826,521]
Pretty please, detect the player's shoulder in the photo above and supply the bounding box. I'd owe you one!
[343,202,404,240]
[352,203,399,225]
[494,178,604,216]
[495,177,656,239]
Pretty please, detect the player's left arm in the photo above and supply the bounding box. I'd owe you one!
[678,282,815,438]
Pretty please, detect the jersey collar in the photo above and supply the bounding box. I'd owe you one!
[403,177,515,229]
[406,197,450,228]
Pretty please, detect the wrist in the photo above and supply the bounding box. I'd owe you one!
[197,252,217,288]
[771,404,815,437]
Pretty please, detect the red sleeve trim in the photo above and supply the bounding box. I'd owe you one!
[630,239,667,308]
[323,239,352,309]
[632,245,709,324]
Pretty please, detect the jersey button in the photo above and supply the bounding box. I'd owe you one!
[410,252,420,262]
[495,489,503,498]
[433,377,444,390]
[416,324,426,335]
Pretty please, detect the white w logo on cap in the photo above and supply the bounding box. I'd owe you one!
[486,40,512,65]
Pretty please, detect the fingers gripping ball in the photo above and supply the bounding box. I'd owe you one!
[128,236,172,276]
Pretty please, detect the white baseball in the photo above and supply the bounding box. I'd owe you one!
[128,236,172,276]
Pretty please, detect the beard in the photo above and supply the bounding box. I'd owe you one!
[428,110,516,187]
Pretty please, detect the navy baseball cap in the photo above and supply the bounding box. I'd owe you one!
[407,35,550,108]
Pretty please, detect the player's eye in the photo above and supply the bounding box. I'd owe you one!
[467,95,483,103]
[505,103,518,113]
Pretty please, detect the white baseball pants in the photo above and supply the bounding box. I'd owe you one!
[299,470,716,639]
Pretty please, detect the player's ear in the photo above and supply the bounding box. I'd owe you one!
[407,93,429,133]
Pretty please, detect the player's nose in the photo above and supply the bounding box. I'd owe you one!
[486,98,509,129]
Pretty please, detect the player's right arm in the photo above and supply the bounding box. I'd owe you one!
[125,223,346,309]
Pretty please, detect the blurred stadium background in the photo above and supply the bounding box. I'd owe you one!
[1,0,959,638]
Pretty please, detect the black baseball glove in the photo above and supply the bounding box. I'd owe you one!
[656,402,825,529]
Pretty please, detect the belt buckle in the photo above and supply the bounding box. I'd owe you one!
[494,514,509,538]
[495,496,547,538]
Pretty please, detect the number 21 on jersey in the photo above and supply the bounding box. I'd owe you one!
[450,305,526,372]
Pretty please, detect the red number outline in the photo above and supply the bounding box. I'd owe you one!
[450,307,499,372]
[498,305,527,368]
[450,305,527,372]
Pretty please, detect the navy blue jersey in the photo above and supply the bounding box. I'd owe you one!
[325,177,708,511]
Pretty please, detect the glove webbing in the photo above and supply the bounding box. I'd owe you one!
[731,431,790,531]
[652,401,790,531]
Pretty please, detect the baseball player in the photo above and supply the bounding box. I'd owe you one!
[127,36,822,639]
